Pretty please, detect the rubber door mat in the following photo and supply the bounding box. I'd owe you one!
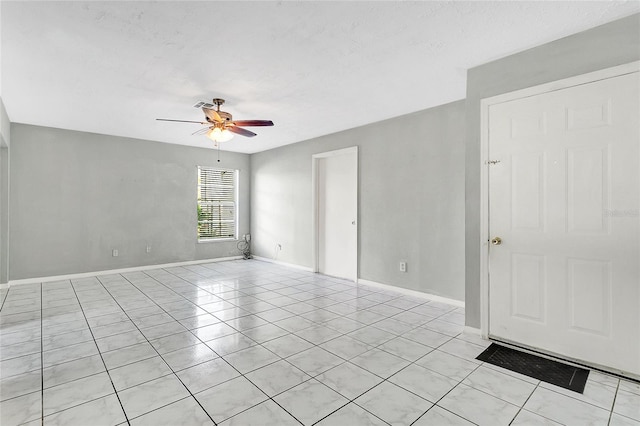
[476,343,589,393]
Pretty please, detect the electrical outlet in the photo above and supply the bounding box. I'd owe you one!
[146,246,151,253]
[399,261,407,272]
[112,249,119,257]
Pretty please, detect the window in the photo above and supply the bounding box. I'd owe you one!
[197,166,238,241]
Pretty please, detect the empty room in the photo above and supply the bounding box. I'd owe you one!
[1,2,639,425]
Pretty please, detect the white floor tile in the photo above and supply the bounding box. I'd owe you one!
[245,359,311,397]
[540,377,616,411]
[223,344,280,374]
[316,403,387,426]
[511,409,563,425]
[389,363,459,402]
[153,342,218,372]
[610,413,640,426]
[377,336,434,361]
[402,327,452,348]
[204,332,257,356]
[102,342,158,370]
[241,323,289,343]
[348,326,396,346]
[119,374,190,419]
[319,335,373,360]
[350,348,410,378]
[287,346,345,377]
[463,365,537,406]
[43,394,126,426]
[355,381,433,425]
[261,333,313,358]
[619,379,640,396]
[416,348,479,381]
[96,330,147,353]
[0,390,42,425]
[43,354,105,388]
[176,357,240,393]
[437,338,485,363]
[316,362,383,399]
[222,400,299,426]
[439,383,520,426]
[295,324,342,344]
[109,355,173,391]
[43,372,114,416]
[524,386,611,426]
[274,379,349,425]
[0,369,42,402]
[149,331,200,354]
[129,397,214,426]
[44,341,99,367]
[413,406,475,425]
[614,389,640,421]
[195,376,267,423]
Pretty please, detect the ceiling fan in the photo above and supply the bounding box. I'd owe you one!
[157,98,274,143]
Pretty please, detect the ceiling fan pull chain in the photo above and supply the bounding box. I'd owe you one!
[217,144,221,162]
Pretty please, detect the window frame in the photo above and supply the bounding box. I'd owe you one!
[196,166,239,243]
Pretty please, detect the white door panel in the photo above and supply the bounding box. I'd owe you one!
[489,72,639,377]
[317,150,357,281]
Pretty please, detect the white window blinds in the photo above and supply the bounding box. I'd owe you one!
[197,167,238,240]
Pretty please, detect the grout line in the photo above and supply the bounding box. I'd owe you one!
[93,274,218,425]
[607,380,620,426]
[40,283,44,426]
[507,381,541,425]
[67,278,131,425]
[16,259,467,426]
[149,267,310,424]
[0,285,10,312]
[147,265,375,424]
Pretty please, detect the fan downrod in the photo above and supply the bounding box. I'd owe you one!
[212,98,225,110]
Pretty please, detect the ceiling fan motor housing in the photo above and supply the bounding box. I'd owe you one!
[218,111,233,122]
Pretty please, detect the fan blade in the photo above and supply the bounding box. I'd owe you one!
[192,127,212,136]
[202,108,222,123]
[157,118,207,124]
[231,120,274,127]
[227,126,257,137]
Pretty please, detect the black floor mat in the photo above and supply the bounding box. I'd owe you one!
[476,343,589,393]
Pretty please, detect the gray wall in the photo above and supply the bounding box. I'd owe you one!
[252,100,466,301]
[0,96,10,283]
[9,124,251,280]
[0,149,8,284]
[464,14,640,327]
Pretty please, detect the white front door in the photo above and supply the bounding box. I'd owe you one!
[488,72,640,377]
[316,148,358,281]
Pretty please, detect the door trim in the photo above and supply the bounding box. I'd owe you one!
[479,61,640,339]
[311,146,359,281]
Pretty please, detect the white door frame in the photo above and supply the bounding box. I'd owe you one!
[312,146,359,282]
[479,61,640,339]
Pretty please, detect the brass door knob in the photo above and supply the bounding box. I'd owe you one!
[491,237,502,246]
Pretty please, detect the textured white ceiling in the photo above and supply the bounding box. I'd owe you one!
[1,1,638,153]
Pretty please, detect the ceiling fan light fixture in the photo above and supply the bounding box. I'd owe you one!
[207,127,234,143]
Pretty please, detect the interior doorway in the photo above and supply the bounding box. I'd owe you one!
[312,147,358,282]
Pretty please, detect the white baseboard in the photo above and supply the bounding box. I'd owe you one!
[5,256,243,287]
[463,326,482,336]
[357,278,465,308]
[252,256,314,272]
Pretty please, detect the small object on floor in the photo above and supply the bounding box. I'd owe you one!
[476,343,590,393]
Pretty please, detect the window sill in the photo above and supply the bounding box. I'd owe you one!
[197,238,238,244]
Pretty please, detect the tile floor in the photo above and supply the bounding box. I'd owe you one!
[1,260,638,425]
